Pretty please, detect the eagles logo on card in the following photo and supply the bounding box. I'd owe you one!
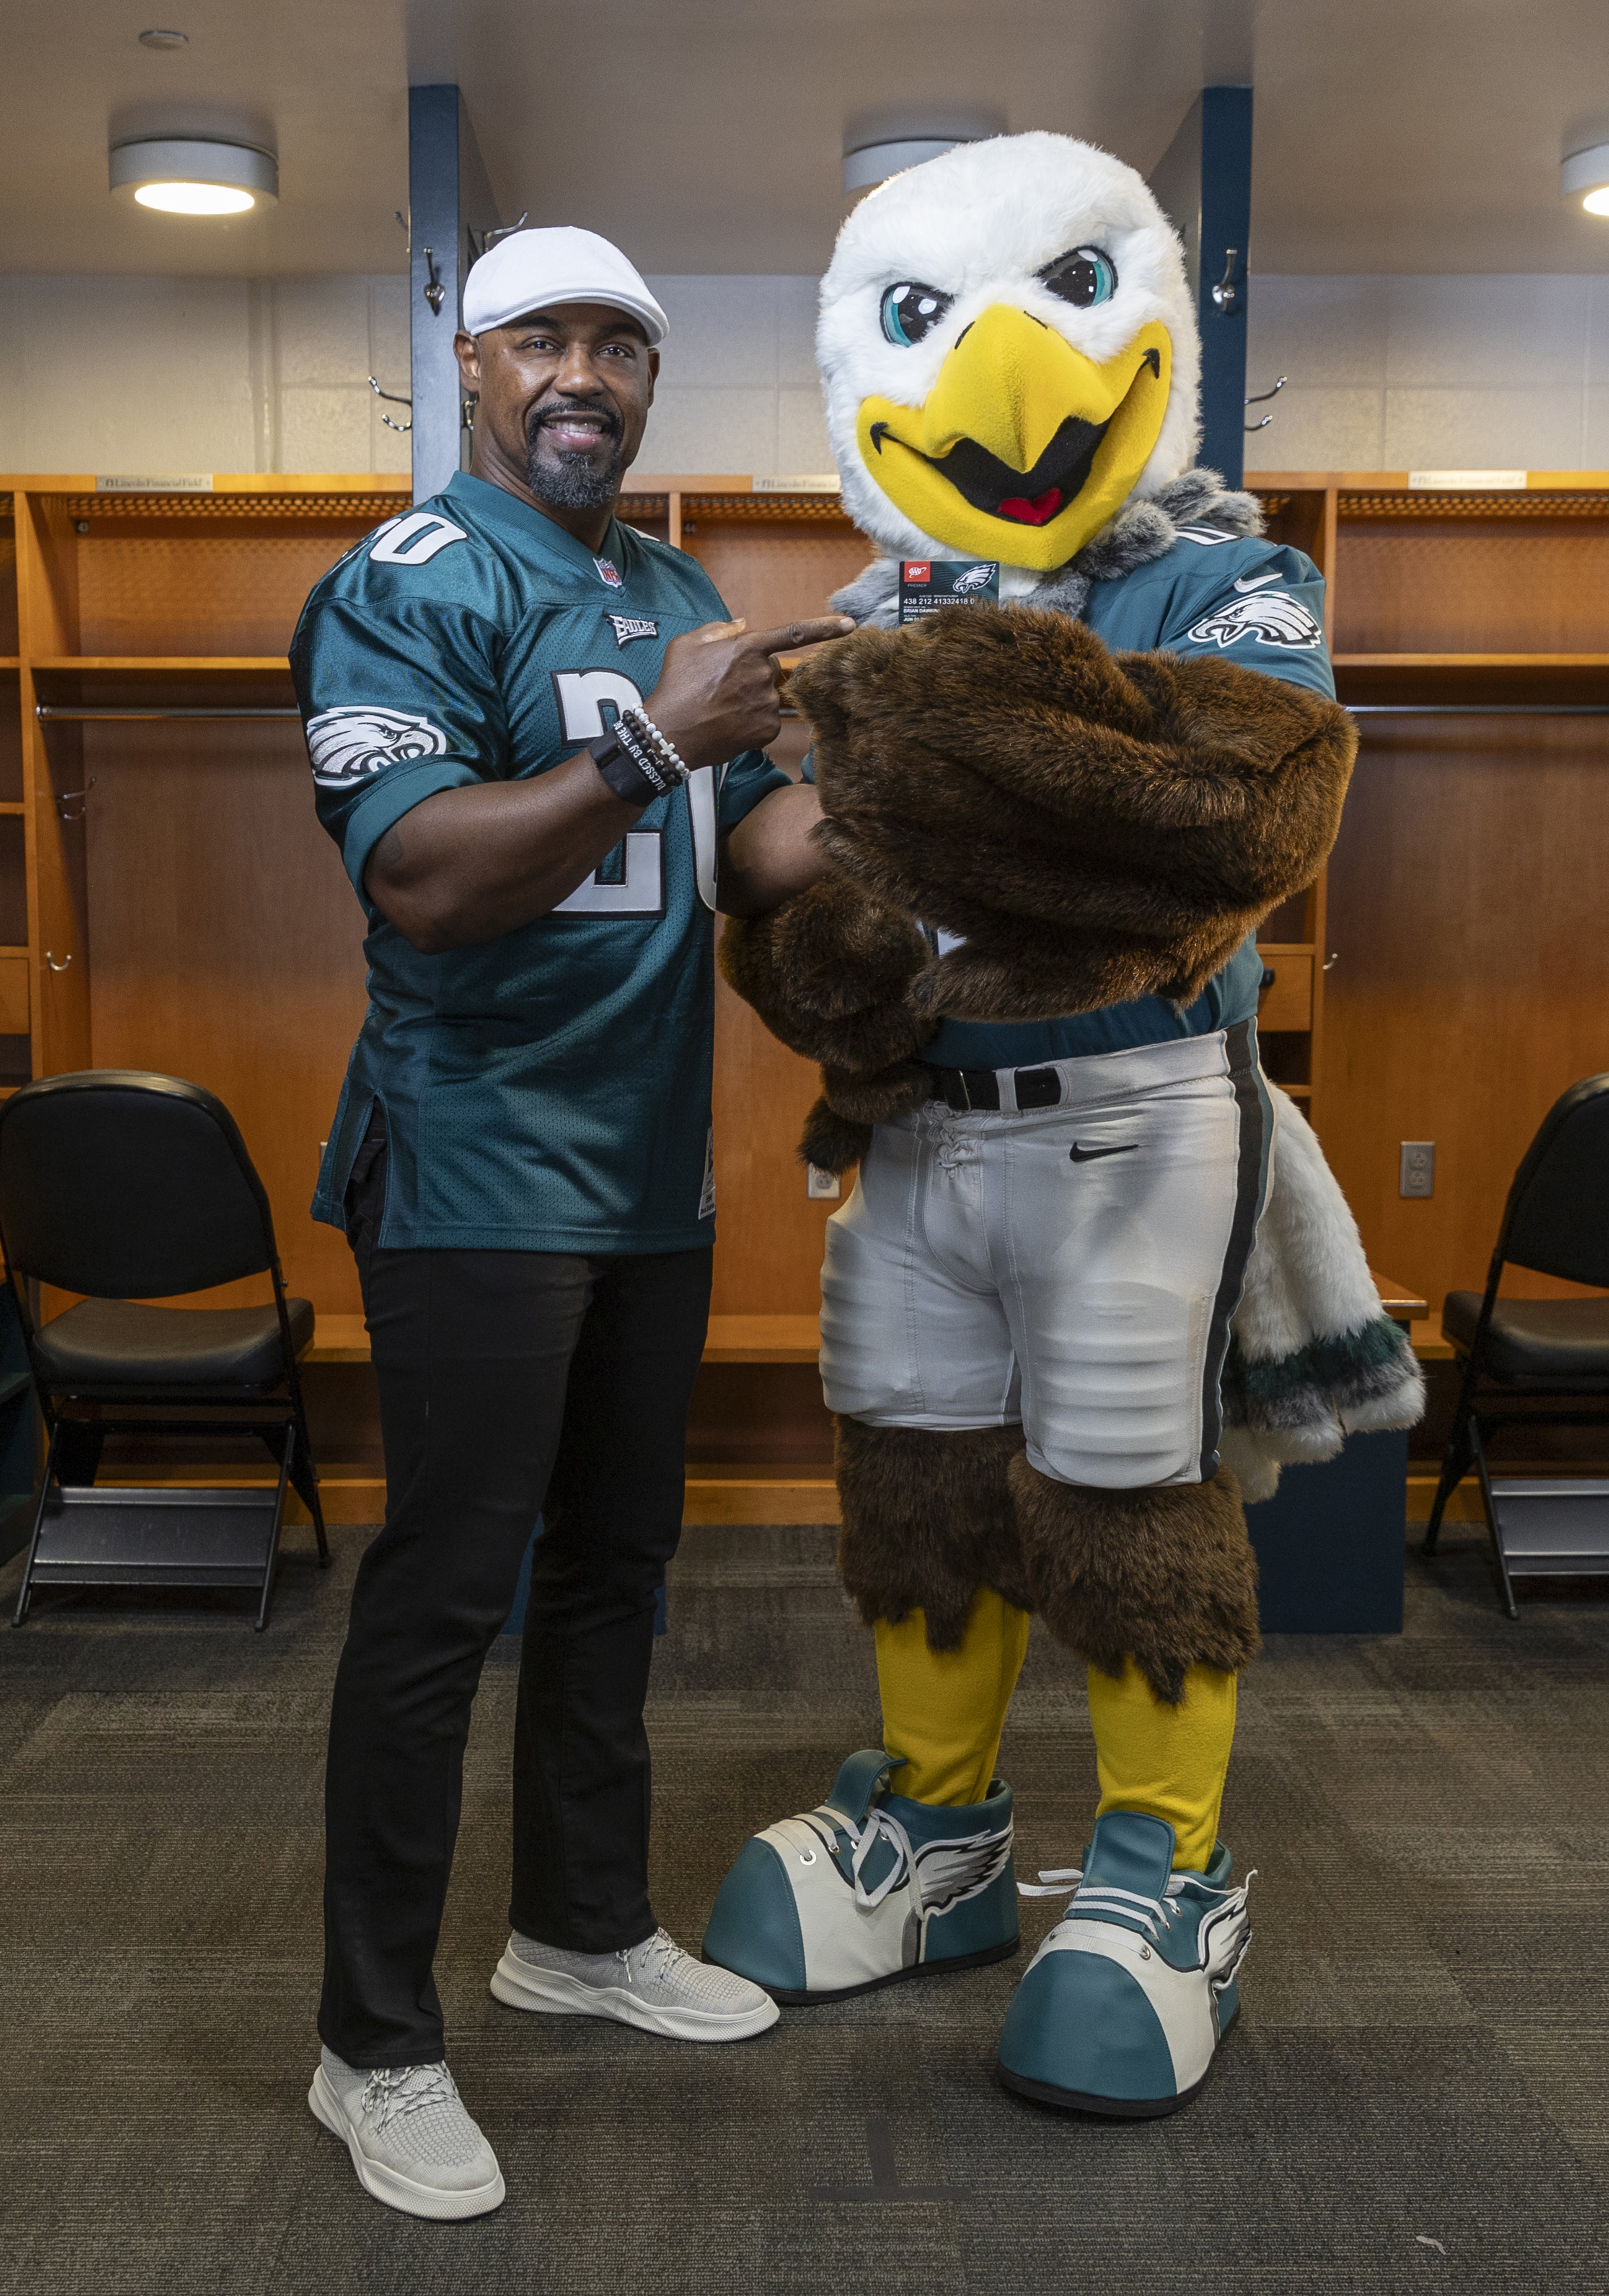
[898,558,1000,625]
[606,613,659,646]
[594,556,624,590]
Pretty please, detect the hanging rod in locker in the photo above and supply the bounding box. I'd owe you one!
[36,706,301,721]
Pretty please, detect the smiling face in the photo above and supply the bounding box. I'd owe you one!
[455,301,658,528]
[818,133,1200,571]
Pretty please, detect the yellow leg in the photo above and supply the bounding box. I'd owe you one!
[874,1588,1031,1806]
[1086,1659,1238,1872]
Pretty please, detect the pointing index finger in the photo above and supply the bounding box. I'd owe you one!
[742,615,857,655]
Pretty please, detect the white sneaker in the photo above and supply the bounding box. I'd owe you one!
[491,1924,780,2042]
[308,2048,505,2220]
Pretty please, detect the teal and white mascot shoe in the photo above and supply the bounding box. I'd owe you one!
[702,1750,1019,2003]
[997,1810,1252,2117]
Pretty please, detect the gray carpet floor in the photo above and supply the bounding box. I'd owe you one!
[3,1517,1607,2296]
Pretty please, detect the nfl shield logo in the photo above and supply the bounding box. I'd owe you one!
[594,557,624,589]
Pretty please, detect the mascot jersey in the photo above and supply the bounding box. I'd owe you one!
[701,131,1422,2122]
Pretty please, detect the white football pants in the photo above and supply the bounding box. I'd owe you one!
[819,1024,1271,1490]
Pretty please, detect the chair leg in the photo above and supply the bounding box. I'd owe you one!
[1423,1415,1474,1554]
[290,1400,329,1565]
[1470,1419,1519,1621]
[256,1427,294,1632]
[11,1423,62,1628]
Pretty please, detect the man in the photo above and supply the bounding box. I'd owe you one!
[290,225,851,2220]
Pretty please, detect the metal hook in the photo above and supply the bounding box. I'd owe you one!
[367,376,413,434]
[45,951,72,973]
[1244,375,1286,432]
[1210,249,1240,312]
[54,777,96,822]
[422,247,445,316]
[468,212,529,259]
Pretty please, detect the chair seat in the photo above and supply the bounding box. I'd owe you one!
[35,1296,315,1394]
[1443,1291,1609,1387]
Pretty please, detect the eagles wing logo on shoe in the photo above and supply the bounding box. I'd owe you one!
[700,1751,1020,2003]
[305,706,449,788]
[1185,582,1323,650]
[908,1822,1015,1915]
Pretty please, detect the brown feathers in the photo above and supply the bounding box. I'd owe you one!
[718,874,930,1070]
[788,604,1357,1024]
[718,877,931,1172]
[836,1418,1031,1649]
[833,1417,1263,1697]
[1009,1457,1262,1703]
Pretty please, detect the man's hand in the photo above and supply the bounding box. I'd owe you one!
[646,616,852,772]
[362,614,854,955]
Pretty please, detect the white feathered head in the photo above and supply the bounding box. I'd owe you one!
[818,131,1200,573]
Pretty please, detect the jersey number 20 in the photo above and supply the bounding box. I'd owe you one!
[550,671,717,917]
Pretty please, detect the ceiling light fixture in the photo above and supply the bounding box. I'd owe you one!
[109,135,277,215]
[137,27,189,47]
[843,137,970,195]
[1561,141,1609,216]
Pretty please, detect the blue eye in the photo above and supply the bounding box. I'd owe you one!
[1040,246,1117,308]
[880,281,952,346]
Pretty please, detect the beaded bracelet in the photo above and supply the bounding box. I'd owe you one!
[620,706,691,788]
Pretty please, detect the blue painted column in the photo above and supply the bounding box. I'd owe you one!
[407,86,502,503]
[1149,85,1254,488]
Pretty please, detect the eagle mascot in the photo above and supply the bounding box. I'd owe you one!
[701,132,1422,2116]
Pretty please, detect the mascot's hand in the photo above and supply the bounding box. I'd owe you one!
[719,877,936,1174]
[788,605,1357,1023]
[719,874,931,1072]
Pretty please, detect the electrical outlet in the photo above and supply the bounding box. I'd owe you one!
[1399,1141,1435,1198]
[806,1165,841,1201]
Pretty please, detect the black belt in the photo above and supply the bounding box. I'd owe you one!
[924,1062,1065,1113]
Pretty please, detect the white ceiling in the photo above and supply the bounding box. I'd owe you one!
[4,0,1609,277]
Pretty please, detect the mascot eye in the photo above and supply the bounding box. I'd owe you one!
[1040,246,1117,308]
[880,282,953,347]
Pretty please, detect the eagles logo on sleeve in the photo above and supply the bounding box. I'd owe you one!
[1186,574,1323,651]
[305,706,450,788]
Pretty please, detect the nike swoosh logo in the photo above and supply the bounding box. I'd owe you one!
[1232,571,1283,593]
[1068,1141,1138,1163]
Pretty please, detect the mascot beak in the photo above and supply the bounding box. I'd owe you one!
[856,304,1172,570]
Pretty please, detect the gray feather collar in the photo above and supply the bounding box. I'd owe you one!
[829,467,1266,629]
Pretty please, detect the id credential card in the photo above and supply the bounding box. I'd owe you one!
[898,559,1001,624]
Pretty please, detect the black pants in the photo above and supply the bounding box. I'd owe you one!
[319,1126,713,2068]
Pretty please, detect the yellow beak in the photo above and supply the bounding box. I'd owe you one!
[856,305,1172,571]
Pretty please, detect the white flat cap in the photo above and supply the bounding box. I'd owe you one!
[462,227,668,345]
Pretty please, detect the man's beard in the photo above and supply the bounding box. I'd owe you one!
[525,402,625,510]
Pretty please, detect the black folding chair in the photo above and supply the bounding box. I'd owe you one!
[0,1070,329,1629]
[1423,1073,1609,1616]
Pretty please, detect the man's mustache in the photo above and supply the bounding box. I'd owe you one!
[526,399,624,445]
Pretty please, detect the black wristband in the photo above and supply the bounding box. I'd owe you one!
[591,725,670,807]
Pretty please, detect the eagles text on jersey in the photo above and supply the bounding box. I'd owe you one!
[290,471,789,1255]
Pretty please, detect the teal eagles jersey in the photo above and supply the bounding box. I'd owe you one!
[292,469,789,1253]
[923,526,1335,1071]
